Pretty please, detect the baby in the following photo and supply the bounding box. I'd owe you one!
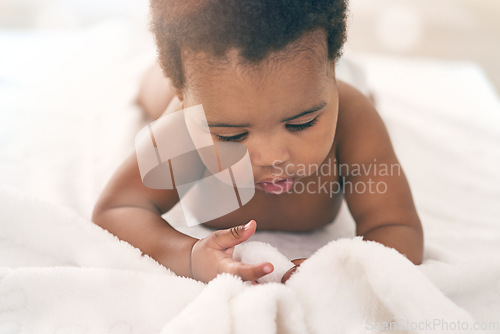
[92,0,423,284]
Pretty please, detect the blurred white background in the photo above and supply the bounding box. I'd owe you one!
[0,0,499,91]
[0,0,148,28]
[347,0,500,92]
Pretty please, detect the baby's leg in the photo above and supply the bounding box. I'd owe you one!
[136,62,177,121]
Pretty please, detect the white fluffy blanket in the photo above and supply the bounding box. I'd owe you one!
[2,186,499,334]
[1,20,500,333]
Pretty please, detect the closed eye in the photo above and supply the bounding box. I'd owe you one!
[215,116,318,141]
[216,132,248,142]
[286,117,318,131]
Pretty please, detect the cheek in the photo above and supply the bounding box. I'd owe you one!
[320,112,337,142]
[287,112,337,170]
[305,112,337,150]
[322,104,339,142]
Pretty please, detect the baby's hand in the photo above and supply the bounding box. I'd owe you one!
[190,220,274,283]
[281,258,307,283]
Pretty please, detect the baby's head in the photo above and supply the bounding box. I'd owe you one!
[150,0,348,186]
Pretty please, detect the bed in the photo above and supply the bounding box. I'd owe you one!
[1,17,499,334]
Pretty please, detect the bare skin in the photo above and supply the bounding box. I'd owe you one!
[93,30,423,284]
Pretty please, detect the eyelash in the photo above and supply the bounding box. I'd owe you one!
[216,133,248,142]
[215,117,319,142]
[286,117,318,131]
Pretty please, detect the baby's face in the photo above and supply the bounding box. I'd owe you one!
[181,32,338,192]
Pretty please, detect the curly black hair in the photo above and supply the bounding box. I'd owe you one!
[150,0,349,91]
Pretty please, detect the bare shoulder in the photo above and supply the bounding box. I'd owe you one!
[335,80,396,165]
[336,80,380,142]
[137,62,178,121]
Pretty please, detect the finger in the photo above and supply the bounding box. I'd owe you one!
[236,262,273,282]
[281,266,297,284]
[291,258,307,266]
[210,220,257,249]
[223,259,273,282]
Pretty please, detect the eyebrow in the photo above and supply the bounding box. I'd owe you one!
[206,101,327,128]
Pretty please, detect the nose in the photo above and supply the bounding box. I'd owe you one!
[249,136,290,168]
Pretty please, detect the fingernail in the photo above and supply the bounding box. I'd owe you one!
[263,265,272,274]
[243,221,253,230]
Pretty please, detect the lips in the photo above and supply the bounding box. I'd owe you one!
[256,178,295,195]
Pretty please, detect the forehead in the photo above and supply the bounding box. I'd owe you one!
[182,29,332,94]
[181,30,334,122]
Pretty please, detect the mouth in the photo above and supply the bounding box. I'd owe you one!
[255,177,295,195]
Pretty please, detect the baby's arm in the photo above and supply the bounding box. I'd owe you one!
[92,153,197,277]
[92,152,273,282]
[336,81,424,265]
